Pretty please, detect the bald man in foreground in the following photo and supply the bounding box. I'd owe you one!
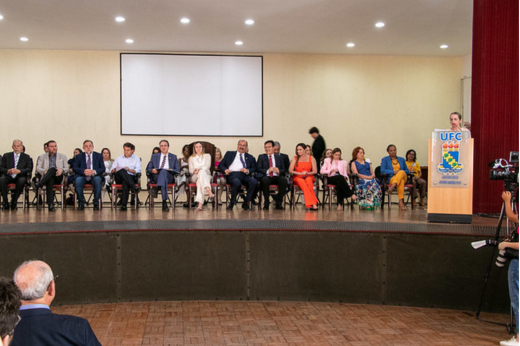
[11,260,101,346]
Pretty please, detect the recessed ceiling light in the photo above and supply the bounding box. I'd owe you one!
[180,17,190,24]
[245,19,254,25]
[440,44,449,49]
[126,39,134,44]
[346,43,355,48]
[115,16,125,23]
[235,41,243,46]
[20,37,28,42]
[0,14,4,20]
[375,22,385,28]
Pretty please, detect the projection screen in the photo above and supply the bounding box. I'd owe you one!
[120,53,263,136]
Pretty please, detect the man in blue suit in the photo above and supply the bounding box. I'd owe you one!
[146,140,180,211]
[11,260,101,346]
[73,140,105,210]
[256,140,287,210]
[218,140,257,210]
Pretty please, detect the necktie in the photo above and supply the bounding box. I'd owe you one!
[12,154,19,178]
[239,154,246,168]
[160,155,166,169]
[86,154,91,181]
[268,155,273,177]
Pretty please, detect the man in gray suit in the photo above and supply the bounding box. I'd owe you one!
[33,141,68,211]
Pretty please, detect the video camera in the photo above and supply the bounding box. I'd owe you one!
[489,151,518,191]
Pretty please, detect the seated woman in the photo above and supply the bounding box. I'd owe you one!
[66,148,82,191]
[188,142,214,211]
[320,148,357,211]
[151,146,160,155]
[214,147,226,205]
[289,143,319,210]
[175,145,190,204]
[101,148,113,199]
[381,144,409,210]
[350,146,382,209]
[319,148,332,168]
[405,149,426,206]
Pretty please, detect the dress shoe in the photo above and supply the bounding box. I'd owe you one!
[263,204,269,210]
[251,200,259,206]
[2,203,9,211]
[77,204,85,211]
[226,203,235,210]
[93,205,100,211]
[120,205,127,211]
[242,202,250,210]
[48,204,56,212]
[162,200,169,211]
[275,204,284,210]
[10,203,17,210]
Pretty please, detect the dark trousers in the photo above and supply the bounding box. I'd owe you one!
[115,170,137,206]
[0,174,27,206]
[152,170,174,201]
[227,172,256,205]
[39,168,64,205]
[260,175,287,207]
[327,175,354,206]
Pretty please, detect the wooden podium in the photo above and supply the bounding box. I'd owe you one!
[427,131,473,223]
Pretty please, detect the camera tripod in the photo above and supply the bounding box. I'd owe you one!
[476,185,518,334]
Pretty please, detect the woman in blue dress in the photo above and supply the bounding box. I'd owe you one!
[350,146,382,209]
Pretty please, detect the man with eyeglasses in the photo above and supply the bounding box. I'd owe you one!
[10,260,101,346]
[0,277,21,346]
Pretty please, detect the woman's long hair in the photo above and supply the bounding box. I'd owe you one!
[295,143,306,168]
[191,142,205,157]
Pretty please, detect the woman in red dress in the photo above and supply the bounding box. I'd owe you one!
[289,143,319,210]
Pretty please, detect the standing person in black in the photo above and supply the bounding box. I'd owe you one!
[309,127,326,171]
[256,140,288,210]
[0,140,33,210]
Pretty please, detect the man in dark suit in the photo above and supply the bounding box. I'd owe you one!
[256,140,287,210]
[73,140,104,210]
[11,260,101,346]
[309,126,326,170]
[273,141,290,171]
[218,140,257,210]
[0,140,34,210]
[0,277,21,346]
[146,139,180,211]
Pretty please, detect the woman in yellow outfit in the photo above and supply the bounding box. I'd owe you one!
[380,144,409,210]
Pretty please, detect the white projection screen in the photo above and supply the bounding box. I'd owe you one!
[120,54,263,136]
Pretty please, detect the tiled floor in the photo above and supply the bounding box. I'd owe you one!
[53,301,511,345]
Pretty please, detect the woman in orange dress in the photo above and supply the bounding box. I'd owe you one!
[289,143,319,210]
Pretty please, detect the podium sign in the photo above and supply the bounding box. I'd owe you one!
[430,131,472,189]
[427,131,473,224]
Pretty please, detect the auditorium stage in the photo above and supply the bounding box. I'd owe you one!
[0,202,510,314]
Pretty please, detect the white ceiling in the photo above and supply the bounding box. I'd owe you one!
[0,0,473,56]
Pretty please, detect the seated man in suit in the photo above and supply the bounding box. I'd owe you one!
[273,141,290,175]
[32,140,68,211]
[11,260,101,346]
[0,140,34,210]
[146,140,179,212]
[73,140,104,210]
[111,142,141,211]
[218,140,257,210]
[256,140,287,210]
[0,277,22,346]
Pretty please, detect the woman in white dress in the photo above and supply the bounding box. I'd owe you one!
[189,142,214,211]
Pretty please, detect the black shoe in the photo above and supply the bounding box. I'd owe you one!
[183,202,189,208]
[10,203,17,210]
[77,203,85,211]
[149,189,158,198]
[251,200,259,206]
[120,205,127,211]
[242,202,250,210]
[263,205,269,210]
[162,200,169,211]
[2,203,9,211]
[93,205,100,211]
[226,203,235,210]
[275,204,284,210]
[48,204,56,212]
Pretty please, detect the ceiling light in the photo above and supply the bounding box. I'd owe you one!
[20,37,29,42]
[245,19,254,25]
[375,22,385,28]
[235,41,243,46]
[126,39,134,44]
[180,17,190,24]
[440,44,449,49]
[115,16,125,23]
[0,14,4,20]
[346,43,355,48]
